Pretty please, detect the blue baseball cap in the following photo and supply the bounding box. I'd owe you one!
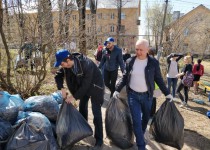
[54,49,70,67]
[106,37,114,43]
[104,41,107,46]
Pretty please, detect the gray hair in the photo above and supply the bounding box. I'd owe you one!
[136,39,149,48]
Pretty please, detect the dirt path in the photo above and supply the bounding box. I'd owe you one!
[71,86,210,150]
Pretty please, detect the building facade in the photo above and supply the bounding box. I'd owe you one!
[163,5,210,56]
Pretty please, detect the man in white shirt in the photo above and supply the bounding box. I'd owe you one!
[113,39,172,150]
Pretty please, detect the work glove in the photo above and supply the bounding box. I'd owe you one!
[166,94,173,102]
[113,91,120,99]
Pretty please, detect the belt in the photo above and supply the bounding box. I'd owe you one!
[128,87,148,95]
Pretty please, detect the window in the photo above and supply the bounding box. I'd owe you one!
[72,27,76,34]
[97,26,102,32]
[183,43,188,51]
[72,15,76,21]
[98,13,102,19]
[184,28,189,36]
[110,25,115,32]
[87,27,91,33]
[110,13,115,19]
[121,12,126,19]
[120,25,125,33]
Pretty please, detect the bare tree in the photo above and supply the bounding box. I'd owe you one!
[145,2,172,50]
[0,0,16,93]
[0,0,57,97]
[76,0,86,55]
[89,0,97,49]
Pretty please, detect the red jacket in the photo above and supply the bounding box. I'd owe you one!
[192,64,204,76]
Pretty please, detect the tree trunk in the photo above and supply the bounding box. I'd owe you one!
[0,0,16,93]
[58,0,64,42]
[41,0,55,68]
[76,0,86,55]
[117,0,122,46]
[89,0,97,49]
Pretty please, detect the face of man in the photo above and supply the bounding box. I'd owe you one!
[61,59,74,68]
[135,40,149,59]
[106,42,114,50]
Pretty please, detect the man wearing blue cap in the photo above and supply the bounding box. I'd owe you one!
[54,49,104,149]
[99,37,125,97]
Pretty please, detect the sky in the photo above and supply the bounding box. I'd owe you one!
[140,0,210,35]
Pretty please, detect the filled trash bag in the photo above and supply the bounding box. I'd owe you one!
[7,112,58,150]
[149,99,184,149]
[24,96,59,121]
[0,107,19,124]
[207,110,210,119]
[10,94,24,110]
[0,91,11,107]
[105,97,133,149]
[0,91,23,124]
[0,91,24,109]
[56,102,93,149]
[0,118,14,141]
[51,91,63,104]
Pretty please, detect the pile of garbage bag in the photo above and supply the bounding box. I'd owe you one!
[0,91,92,150]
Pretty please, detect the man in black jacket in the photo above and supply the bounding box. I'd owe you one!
[113,39,172,150]
[99,37,125,97]
[54,49,104,149]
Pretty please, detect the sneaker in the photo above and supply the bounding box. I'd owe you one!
[179,101,187,108]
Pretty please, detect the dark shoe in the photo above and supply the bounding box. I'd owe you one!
[91,144,103,150]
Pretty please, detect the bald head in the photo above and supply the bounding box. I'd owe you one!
[135,39,149,60]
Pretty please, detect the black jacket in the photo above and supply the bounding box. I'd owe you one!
[116,55,170,97]
[55,54,104,100]
[99,45,125,73]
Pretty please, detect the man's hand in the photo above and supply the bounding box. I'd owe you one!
[65,95,74,104]
[61,88,67,99]
[166,94,173,101]
[113,91,120,99]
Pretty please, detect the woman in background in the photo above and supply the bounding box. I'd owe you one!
[192,59,204,94]
[176,56,193,107]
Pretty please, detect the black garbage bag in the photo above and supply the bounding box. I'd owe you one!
[56,102,93,149]
[0,118,14,141]
[24,96,59,121]
[105,97,134,149]
[149,99,184,149]
[7,112,58,150]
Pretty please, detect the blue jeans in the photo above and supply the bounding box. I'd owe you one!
[128,90,152,150]
[167,77,178,97]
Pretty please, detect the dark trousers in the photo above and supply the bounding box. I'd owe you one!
[176,81,189,103]
[167,77,178,98]
[25,55,33,70]
[79,94,103,145]
[104,69,118,97]
[128,90,152,150]
[150,97,156,117]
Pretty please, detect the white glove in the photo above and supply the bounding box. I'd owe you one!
[113,91,120,99]
[166,94,173,102]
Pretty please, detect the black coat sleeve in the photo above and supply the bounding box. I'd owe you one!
[54,68,65,90]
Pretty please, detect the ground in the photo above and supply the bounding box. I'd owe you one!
[40,58,210,150]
